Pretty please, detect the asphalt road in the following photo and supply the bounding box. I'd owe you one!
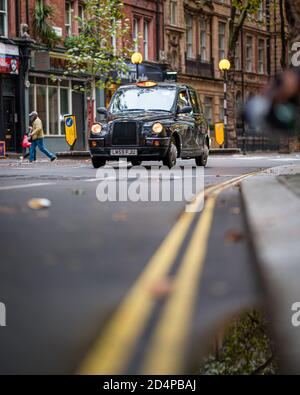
[0,153,299,374]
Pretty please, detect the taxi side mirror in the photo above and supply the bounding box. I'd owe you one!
[177,105,192,114]
[97,107,108,116]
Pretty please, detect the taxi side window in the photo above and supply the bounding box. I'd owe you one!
[189,90,200,114]
[178,89,191,111]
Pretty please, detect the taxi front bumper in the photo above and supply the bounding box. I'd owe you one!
[89,137,170,160]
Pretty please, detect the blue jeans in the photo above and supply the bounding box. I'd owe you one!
[30,138,55,162]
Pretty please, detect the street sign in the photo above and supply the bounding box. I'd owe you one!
[64,115,77,149]
[0,141,5,158]
[215,122,225,147]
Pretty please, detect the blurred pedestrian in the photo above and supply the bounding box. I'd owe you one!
[29,111,57,163]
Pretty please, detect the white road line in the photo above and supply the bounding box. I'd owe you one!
[0,182,55,191]
[205,174,243,177]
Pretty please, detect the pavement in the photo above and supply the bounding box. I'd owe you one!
[241,164,300,374]
[0,153,300,374]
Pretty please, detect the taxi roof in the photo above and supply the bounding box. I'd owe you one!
[119,82,193,91]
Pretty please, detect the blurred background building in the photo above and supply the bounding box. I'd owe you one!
[0,1,292,153]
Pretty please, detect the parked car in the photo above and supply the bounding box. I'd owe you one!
[89,81,210,168]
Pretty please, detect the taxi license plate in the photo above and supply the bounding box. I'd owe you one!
[110,149,138,156]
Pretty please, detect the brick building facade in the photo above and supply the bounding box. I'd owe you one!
[0,1,289,153]
[163,0,287,148]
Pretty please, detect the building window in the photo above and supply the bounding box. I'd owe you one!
[133,17,139,52]
[258,1,264,22]
[111,16,117,53]
[78,3,85,32]
[78,3,85,20]
[218,21,226,61]
[48,83,59,135]
[236,91,243,127]
[235,39,240,70]
[199,19,207,62]
[0,0,7,37]
[186,14,193,58]
[204,97,213,126]
[65,1,72,36]
[29,77,72,136]
[258,39,265,74]
[143,20,149,61]
[170,0,177,26]
[246,36,253,72]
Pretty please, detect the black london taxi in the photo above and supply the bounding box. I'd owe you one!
[89,81,210,169]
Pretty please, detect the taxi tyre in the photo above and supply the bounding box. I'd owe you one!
[195,143,209,167]
[163,138,178,169]
[91,157,106,168]
[131,159,142,166]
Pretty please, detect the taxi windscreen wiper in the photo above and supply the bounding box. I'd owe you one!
[113,109,144,113]
[146,109,172,112]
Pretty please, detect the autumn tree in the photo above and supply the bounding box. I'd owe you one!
[65,0,133,124]
[225,0,261,147]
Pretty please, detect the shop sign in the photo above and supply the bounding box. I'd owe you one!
[0,44,19,75]
[53,27,63,37]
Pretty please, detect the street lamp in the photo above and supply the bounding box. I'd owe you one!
[219,58,231,149]
[131,52,143,82]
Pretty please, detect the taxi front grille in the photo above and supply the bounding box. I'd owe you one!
[112,122,138,146]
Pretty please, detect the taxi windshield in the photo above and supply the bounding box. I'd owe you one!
[109,86,177,113]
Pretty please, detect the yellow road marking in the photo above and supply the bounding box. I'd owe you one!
[142,173,255,374]
[78,193,206,374]
[78,173,256,375]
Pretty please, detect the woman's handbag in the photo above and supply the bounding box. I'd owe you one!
[22,134,31,148]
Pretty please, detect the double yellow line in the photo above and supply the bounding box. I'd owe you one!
[78,172,257,375]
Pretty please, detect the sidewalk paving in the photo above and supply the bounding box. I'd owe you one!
[241,164,300,374]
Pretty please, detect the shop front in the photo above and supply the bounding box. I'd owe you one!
[0,42,20,152]
[28,49,87,153]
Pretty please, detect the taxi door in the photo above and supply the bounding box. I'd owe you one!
[188,88,207,153]
[176,88,195,156]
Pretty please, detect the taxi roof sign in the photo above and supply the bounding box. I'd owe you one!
[136,81,157,88]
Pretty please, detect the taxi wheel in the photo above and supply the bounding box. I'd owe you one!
[91,157,106,168]
[195,144,209,167]
[131,159,142,166]
[163,139,178,169]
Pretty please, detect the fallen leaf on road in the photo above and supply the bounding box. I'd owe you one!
[149,277,175,299]
[0,206,18,214]
[112,210,128,222]
[71,189,85,196]
[27,198,51,210]
[224,230,245,244]
[230,207,241,215]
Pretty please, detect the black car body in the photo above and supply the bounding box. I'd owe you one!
[89,82,210,168]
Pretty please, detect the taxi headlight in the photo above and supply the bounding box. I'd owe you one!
[91,123,102,134]
[152,122,163,134]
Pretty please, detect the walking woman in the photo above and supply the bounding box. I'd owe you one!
[29,112,57,162]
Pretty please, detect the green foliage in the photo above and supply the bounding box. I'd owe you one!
[32,0,60,48]
[232,0,261,14]
[199,310,279,375]
[229,0,262,58]
[65,0,133,93]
